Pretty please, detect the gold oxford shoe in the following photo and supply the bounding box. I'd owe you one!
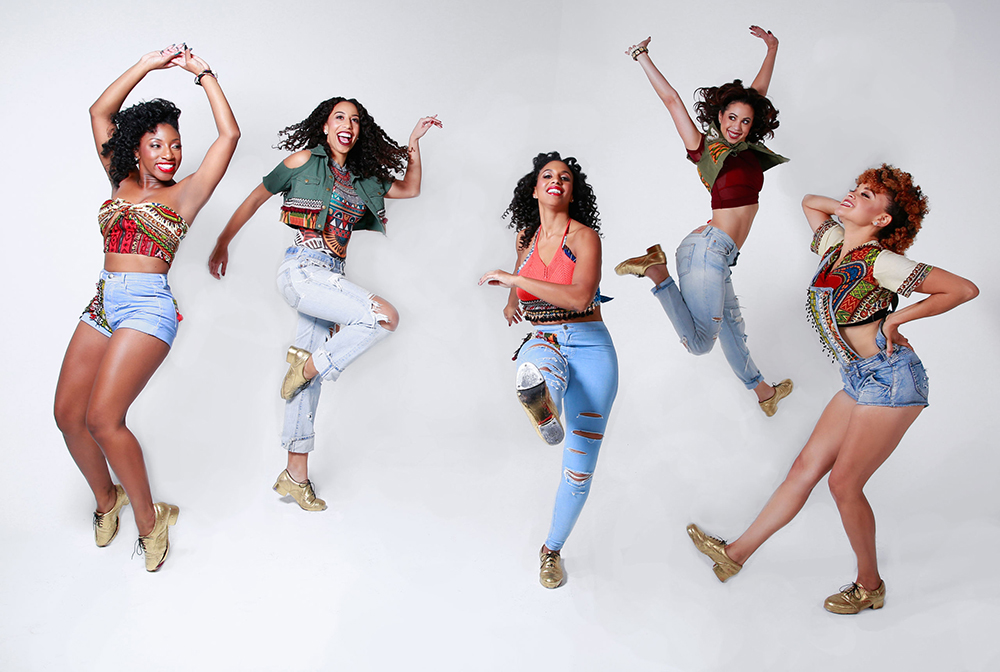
[281,346,313,400]
[94,484,130,547]
[516,362,564,445]
[759,379,793,418]
[614,244,667,278]
[137,502,179,572]
[273,469,327,511]
[539,547,565,589]
[824,581,885,614]
[686,523,742,582]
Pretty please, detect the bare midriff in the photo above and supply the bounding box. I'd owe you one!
[839,322,886,360]
[706,203,759,250]
[103,252,170,274]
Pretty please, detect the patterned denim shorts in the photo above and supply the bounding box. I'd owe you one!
[80,270,179,347]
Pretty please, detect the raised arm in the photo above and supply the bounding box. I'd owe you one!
[479,226,602,314]
[882,268,979,354]
[626,37,702,152]
[802,194,840,232]
[208,183,274,279]
[748,25,779,96]
[171,50,240,217]
[386,116,442,199]
[90,46,185,174]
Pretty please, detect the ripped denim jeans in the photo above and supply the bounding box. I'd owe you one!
[651,225,764,389]
[516,321,618,552]
[277,247,392,453]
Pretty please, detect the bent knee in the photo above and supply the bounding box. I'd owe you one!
[827,472,864,502]
[54,397,87,435]
[371,295,399,332]
[85,406,122,442]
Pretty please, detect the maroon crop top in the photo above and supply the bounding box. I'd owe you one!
[687,143,763,210]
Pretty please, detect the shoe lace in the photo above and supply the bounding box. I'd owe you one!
[132,537,147,560]
[838,582,861,597]
[540,552,560,569]
[93,511,105,527]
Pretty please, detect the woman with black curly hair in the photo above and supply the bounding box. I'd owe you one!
[479,152,617,589]
[687,165,978,613]
[209,98,439,512]
[616,27,793,415]
[53,45,239,571]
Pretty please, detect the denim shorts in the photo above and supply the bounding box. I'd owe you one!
[79,270,179,347]
[840,329,929,407]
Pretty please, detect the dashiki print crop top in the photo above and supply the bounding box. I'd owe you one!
[100,199,189,265]
[515,223,600,323]
[292,161,367,259]
[809,219,932,327]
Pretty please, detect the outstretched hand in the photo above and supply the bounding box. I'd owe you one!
[409,115,442,143]
[479,269,516,289]
[749,25,778,49]
[624,36,652,57]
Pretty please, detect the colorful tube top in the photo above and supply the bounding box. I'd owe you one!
[100,198,188,265]
[806,219,932,364]
[515,224,599,323]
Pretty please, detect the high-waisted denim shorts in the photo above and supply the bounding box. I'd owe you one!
[79,270,179,346]
[840,329,929,407]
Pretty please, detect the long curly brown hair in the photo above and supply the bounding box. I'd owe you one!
[503,152,601,250]
[275,97,407,182]
[857,164,928,254]
[694,79,779,144]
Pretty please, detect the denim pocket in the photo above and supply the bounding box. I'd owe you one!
[676,242,695,278]
[909,361,930,401]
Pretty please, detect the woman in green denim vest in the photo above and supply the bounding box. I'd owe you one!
[210,98,439,511]
[615,26,794,416]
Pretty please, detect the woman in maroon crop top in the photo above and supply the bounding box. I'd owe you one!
[53,46,239,572]
[616,26,794,416]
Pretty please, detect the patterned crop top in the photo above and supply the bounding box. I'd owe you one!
[515,223,600,323]
[807,219,932,363]
[293,161,367,259]
[100,199,189,265]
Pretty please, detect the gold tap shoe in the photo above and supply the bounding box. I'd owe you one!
[686,523,742,582]
[515,362,564,445]
[281,346,313,400]
[614,244,667,278]
[539,547,565,589]
[759,379,793,418]
[136,502,179,572]
[824,581,885,614]
[273,469,327,512]
[94,484,130,547]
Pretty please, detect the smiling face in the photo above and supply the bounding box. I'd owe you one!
[532,160,574,210]
[718,102,754,144]
[134,123,182,181]
[323,101,361,165]
[835,182,893,228]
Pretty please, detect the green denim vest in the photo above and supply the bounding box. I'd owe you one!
[690,123,789,192]
[262,145,394,234]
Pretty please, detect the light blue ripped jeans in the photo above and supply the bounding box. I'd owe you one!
[651,225,764,389]
[516,321,618,552]
[276,247,392,453]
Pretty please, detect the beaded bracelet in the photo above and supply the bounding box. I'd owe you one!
[630,46,648,60]
[194,69,217,86]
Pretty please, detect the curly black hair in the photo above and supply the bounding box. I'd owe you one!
[275,97,407,182]
[694,79,779,144]
[503,152,601,249]
[101,98,181,188]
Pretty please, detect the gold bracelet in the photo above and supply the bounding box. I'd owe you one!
[630,46,648,61]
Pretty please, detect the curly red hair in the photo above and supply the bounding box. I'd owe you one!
[856,164,928,254]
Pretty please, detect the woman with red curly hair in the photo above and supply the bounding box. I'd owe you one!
[616,27,793,415]
[686,165,978,613]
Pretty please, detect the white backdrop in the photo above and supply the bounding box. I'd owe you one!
[2,1,998,670]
